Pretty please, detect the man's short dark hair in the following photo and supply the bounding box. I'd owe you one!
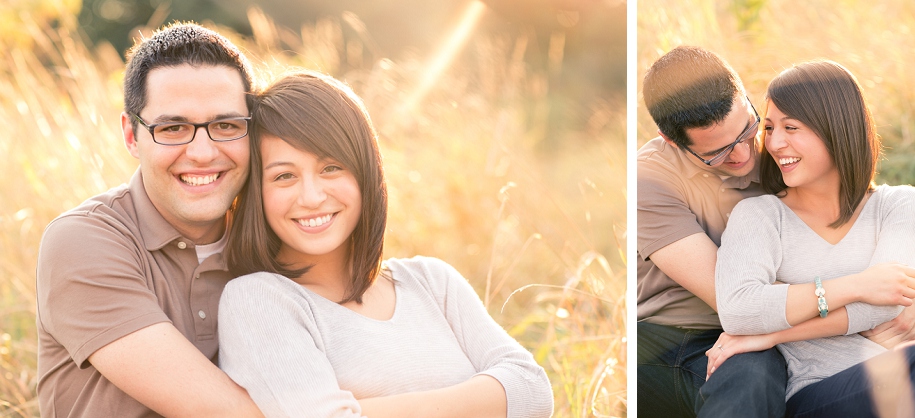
[123,22,255,127]
[643,45,744,148]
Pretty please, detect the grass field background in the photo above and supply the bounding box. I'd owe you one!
[0,3,625,418]
[638,0,915,186]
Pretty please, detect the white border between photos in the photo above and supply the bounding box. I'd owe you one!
[626,0,637,416]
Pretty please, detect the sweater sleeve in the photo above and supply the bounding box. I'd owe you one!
[844,186,915,334]
[416,258,554,418]
[217,273,365,418]
[715,197,792,335]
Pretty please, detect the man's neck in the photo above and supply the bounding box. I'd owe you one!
[174,217,227,245]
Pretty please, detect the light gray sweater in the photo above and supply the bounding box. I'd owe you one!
[218,256,553,418]
[716,185,915,399]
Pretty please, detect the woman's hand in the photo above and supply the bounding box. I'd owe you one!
[849,263,915,306]
[705,332,777,379]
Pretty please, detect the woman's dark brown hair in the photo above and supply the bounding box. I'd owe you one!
[226,71,387,304]
[759,60,880,228]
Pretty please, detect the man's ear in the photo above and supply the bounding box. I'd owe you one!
[658,130,679,148]
[122,112,140,159]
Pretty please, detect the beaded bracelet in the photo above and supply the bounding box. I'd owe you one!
[814,276,828,318]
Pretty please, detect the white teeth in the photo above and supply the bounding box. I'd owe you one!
[779,157,801,166]
[296,214,333,228]
[181,173,219,186]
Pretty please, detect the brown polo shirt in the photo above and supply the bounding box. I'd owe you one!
[36,170,234,417]
[637,137,764,329]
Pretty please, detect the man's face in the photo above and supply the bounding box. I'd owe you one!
[122,64,250,243]
[680,97,759,178]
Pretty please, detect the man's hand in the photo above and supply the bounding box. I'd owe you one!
[862,302,915,349]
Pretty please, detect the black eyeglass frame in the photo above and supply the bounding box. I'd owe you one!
[132,113,252,146]
[682,97,760,166]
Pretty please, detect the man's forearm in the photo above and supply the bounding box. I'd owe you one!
[89,322,264,418]
[650,233,720,310]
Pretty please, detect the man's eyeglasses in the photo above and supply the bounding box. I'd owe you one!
[132,114,251,146]
[683,98,760,166]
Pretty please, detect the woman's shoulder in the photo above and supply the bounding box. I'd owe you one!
[870,184,915,217]
[384,256,467,294]
[223,271,304,300]
[873,184,915,203]
[737,193,782,207]
[220,272,323,324]
[384,256,459,277]
[730,193,785,219]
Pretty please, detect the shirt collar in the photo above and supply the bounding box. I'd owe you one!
[128,169,189,252]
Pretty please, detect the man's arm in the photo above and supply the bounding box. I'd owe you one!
[650,232,720,310]
[89,322,264,418]
[860,187,915,347]
[862,298,915,349]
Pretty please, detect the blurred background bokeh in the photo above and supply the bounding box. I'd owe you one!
[638,0,915,185]
[0,0,625,416]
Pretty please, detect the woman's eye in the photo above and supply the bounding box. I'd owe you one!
[324,165,343,173]
[273,173,294,181]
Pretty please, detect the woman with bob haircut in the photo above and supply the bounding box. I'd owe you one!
[217,70,553,418]
[707,60,915,417]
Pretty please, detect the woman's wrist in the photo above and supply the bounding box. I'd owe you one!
[826,274,863,307]
[766,329,786,347]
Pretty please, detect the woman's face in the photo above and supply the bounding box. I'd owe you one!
[260,133,361,266]
[764,100,839,190]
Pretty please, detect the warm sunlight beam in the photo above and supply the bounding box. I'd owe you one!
[398,0,487,115]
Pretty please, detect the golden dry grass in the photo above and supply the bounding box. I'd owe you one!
[0,7,625,418]
[638,0,915,185]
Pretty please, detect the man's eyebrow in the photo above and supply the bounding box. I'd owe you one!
[700,116,754,156]
[700,144,731,157]
[149,112,247,123]
[149,114,189,123]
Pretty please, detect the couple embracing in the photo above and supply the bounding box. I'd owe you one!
[638,46,915,417]
[36,23,553,418]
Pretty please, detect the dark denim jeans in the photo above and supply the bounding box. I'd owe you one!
[638,321,788,418]
[786,344,915,417]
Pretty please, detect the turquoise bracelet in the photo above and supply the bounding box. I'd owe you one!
[814,276,828,318]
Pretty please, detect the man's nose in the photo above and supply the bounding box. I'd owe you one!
[185,126,219,162]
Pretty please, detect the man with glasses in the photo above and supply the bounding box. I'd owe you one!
[36,23,264,417]
[636,46,788,417]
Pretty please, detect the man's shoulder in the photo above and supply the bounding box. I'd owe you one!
[637,137,694,182]
[637,137,675,165]
[51,182,133,222]
[41,183,140,249]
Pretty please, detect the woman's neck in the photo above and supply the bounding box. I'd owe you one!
[276,244,352,301]
[781,181,871,245]
[784,184,841,219]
